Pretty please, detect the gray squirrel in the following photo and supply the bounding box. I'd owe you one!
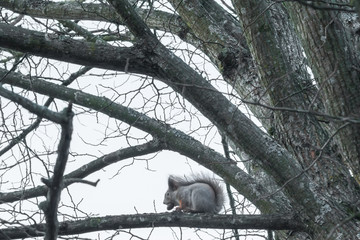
[163,174,224,213]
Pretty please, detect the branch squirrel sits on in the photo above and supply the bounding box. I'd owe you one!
[163,174,224,213]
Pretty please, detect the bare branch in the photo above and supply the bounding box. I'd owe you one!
[63,178,100,187]
[0,213,305,239]
[0,140,164,204]
[107,0,154,39]
[0,23,155,76]
[0,0,185,34]
[40,102,74,240]
[0,84,68,124]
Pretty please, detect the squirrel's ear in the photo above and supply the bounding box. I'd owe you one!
[168,176,178,190]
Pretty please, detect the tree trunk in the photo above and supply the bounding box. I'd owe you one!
[285,1,360,184]
[230,0,360,238]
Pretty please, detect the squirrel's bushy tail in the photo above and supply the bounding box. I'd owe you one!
[202,175,224,213]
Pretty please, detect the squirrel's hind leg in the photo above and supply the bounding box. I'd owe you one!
[174,200,194,212]
[174,200,184,212]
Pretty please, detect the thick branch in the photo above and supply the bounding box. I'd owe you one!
[0,0,186,35]
[107,0,154,39]
[0,213,305,239]
[0,23,155,77]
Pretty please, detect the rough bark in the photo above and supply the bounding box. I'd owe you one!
[167,0,273,130]
[0,213,305,239]
[285,1,360,184]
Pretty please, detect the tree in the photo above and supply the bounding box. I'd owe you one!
[0,0,359,239]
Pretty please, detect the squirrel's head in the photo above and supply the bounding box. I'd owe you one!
[163,176,180,211]
[163,190,175,210]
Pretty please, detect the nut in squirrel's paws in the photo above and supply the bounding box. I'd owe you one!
[166,203,175,210]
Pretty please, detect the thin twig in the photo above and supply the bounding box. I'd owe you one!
[221,135,240,240]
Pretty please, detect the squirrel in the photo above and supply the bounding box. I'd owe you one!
[163,174,224,213]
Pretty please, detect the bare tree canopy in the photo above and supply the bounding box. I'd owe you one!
[0,0,359,239]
